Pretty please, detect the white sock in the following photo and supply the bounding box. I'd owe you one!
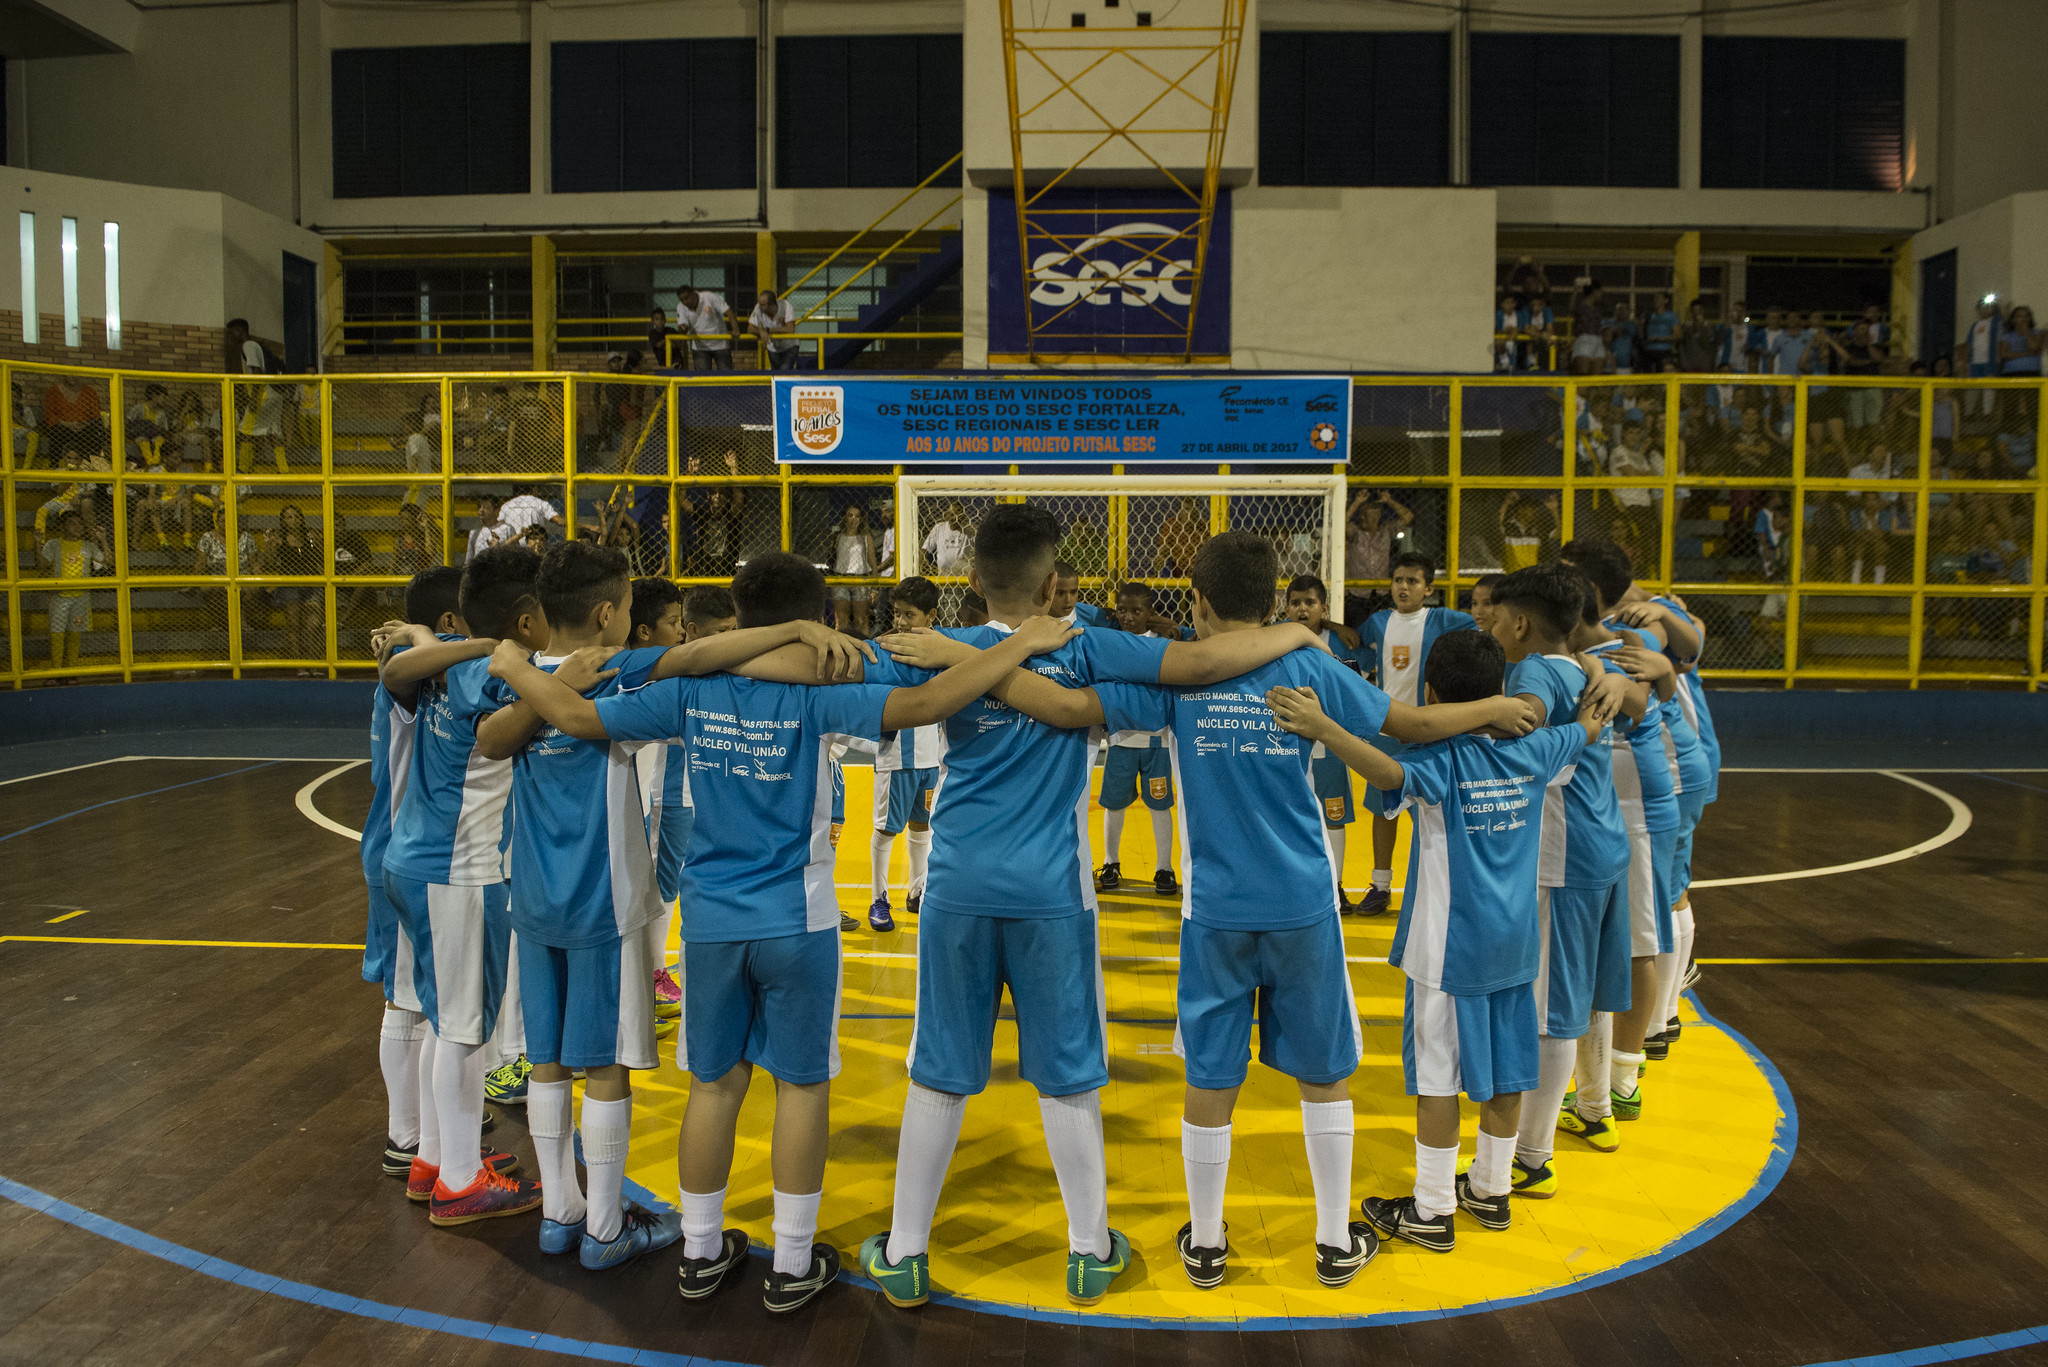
[1470,1129,1515,1199]
[1651,948,1680,1038]
[1327,825,1346,885]
[1673,899,1697,1023]
[489,933,525,1070]
[1149,807,1174,873]
[1180,1120,1231,1250]
[1517,1035,1576,1166]
[871,830,894,902]
[647,902,676,972]
[580,1094,632,1243]
[1371,866,1391,892]
[680,1186,727,1261]
[1613,1050,1644,1099]
[1039,1090,1111,1260]
[529,1079,586,1227]
[1874,564,1887,584]
[379,1006,425,1147]
[1413,1139,1459,1220]
[887,1083,966,1262]
[433,1037,487,1189]
[772,1188,822,1276]
[1851,557,1864,583]
[416,1029,441,1168]
[1576,1014,1613,1118]
[1104,807,1126,862]
[907,827,932,897]
[1300,1100,1355,1250]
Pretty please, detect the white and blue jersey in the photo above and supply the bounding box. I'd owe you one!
[1506,654,1629,890]
[362,678,422,994]
[1068,601,1116,630]
[483,648,665,951]
[863,622,1172,917]
[1653,597,1720,802]
[1377,730,1587,995]
[635,741,692,906]
[875,716,945,775]
[594,672,894,942]
[1317,626,1365,673]
[382,655,514,888]
[1361,607,1476,706]
[1586,642,1679,833]
[1095,648,1392,930]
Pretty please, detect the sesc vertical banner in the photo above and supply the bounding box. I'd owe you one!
[988,187,1232,361]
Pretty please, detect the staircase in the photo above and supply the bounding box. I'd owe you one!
[822,231,963,370]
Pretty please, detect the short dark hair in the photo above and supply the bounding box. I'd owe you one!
[891,575,941,615]
[537,540,631,630]
[1474,572,1503,593]
[1192,532,1281,623]
[405,566,464,629]
[1391,551,1436,583]
[1052,559,1079,580]
[1424,630,1506,705]
[682,584,737,627]
[630,577,685,636]
[226,316,248,330]
[1492,564,1584,642]
[1287,574,1329,603]
[1558,538,1634,611]
[459,543,544,639]
[1115,580,1155,606]
[732,551,826,628]
[973,504,1061,596]
[1566,565,1601,626]
[960,590,988,622]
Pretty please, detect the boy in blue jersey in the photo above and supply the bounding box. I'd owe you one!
[1285,574,1366,908]
[1096,585,1179,897]
[1486,565,1635,1196]
[495,551,1074,1314]
[1358,554,1478,918]
[995,534,1536,1287]
[1269,629,1600,1252]
[1050,560,1115,629]
[869,577,946,931]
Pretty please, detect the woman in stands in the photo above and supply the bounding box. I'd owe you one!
[831,502,877,635]
[267,505,324,674]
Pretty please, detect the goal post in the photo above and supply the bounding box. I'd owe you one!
[896,473,1350,623]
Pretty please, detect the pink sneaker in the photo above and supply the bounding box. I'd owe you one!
[654,966,682,1018]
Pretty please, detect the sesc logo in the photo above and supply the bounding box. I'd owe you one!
[1304,392,1342,414]
[1028,223,1197,308]
[789,386,844,457]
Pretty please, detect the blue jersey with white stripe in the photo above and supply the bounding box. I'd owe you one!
[1506,653,1629,889]
[1379,729,1587,995]
[864,623,1171,918]
[1653,597,1720,801]
[875,719,944,773]
[1071,601,1116,630]
[482,647,667,949]
[635,741,691,905]
[595,673,894,943]
[362,681,421,888]
[1095,648,1391,932]
[382,655,514,887]
[1586,639,1679,833]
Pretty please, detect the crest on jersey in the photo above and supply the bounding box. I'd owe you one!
[1390,645,1412,670]
[789,386,844,456]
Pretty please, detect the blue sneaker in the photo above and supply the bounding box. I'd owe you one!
[868,898,895,932]
[484,1056,531,1106]
[580,1202,684,1271]
[540,1216,587,1255]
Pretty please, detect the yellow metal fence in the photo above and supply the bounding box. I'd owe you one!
[5,362,2044,689]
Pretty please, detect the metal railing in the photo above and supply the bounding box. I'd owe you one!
[4,362,2043,690]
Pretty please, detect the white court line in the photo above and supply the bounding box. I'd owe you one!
[0,756,144,786]
[1723,767,2042,773]
[295,760,369,840]
[1692,770,1971,889]
[845,950,1393,965]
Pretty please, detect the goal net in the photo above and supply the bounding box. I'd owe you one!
[895,474,1349,627]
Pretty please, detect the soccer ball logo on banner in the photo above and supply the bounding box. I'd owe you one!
[790,386,845,457]
[1309,422,1340,451]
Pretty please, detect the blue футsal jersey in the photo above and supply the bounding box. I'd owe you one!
[1585,638,1679,833]
[595,670,894,942]
[875,718,945,773]
[635,740,691,905]
[1070,601,1116,630]
[484,647,664,950]
[362,678,423,888]
[382,654,514,887]
[1095,647,1392,932]
[1506,653,1629,889]
[863,622,1171,918]
[1606,620,1711,801]
[1360,607,1476,705]
[1379,728,1588,995]
[1653,597,1721,802]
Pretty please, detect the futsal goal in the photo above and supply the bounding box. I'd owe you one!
[895,473,1350,624]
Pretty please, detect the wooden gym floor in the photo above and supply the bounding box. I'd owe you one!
[1,752,2045,1366]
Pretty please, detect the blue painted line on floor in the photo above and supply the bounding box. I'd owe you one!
[0,761,280,844]
[1967,772,2048,796]
[1801,1322,2048,1366]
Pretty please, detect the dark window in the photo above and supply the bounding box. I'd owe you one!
[342,264,533,355]
[332,45,530,198]
[552,39,755,193]
[1469,34,1679,187]
[1259,31,1449,186]
[776,34,962,187]
[1701,37,1904,191]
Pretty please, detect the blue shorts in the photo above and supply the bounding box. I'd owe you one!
[877,767,940,834]
[1176,915,1360,1090]
[520,932,657,1071]
[1361,737,1407,823]
[1674,788,1707,893]
[1402,978,1539,1103]
[384,873,511,1046]
[1310,752,1355,827]
[361,869,420,1011]
[908,903,1106,1097]
[1969,360,1997,378]
[1533,880,1631,1039]
[1626,825,1680,956]
[1101,743,1173,811]
[654,804,694,906]
[680,928,843,1085]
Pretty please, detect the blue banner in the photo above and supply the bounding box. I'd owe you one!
[773,375,1350,465]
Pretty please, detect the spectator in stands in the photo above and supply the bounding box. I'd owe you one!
[1607,422,1663,544]
[676,286,735,371]
[1493,294,1521,373]
[595,352,627,455]
[403,408,437,505]
[41,374,103,465]
[1608,301,1639,374]
[394,501,440,577]
[1155,496,1210,576]
[224,318,276,376]
[1057,512,1109,578]
[1754,491,1789,579]
[1859,303,1891,347]
[1719,302,1751,372]
[505,383,558,470]
[1840,321,1888,431]
[1761,308,1792,374]
[1642,292,1678,370]
[332,510,379,624]
[466,495,513,560]
[1497,490,1557,572]
[1965,297,2002,418]
[830,504,878,634]
[750,289,803,371]
[1504,257,1549,300]
[2000,304,2042,375]
[1849,489,1909,584]
[1569,281,1608,375]
[267,505,324,672]
[1676,301,1720,373]
[500,485,564,539]
[922,500,973,574]
[647,310,673,367]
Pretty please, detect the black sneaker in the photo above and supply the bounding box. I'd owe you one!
[1175,1221,1228,1288]
[1315,1221,1378,1286]
[382,1138,418,1178]
[763,1243,840,1314]
[1356,886,1392,918]
[1454,1173,1511,1232]
[905,892,921,917]
[1337,885,1355,914]
[839,913,859,933]
[1643,1029,1671,1062]
[1681,962,1700,991]
[677,1228,750,1301]
[1361,1195,1455,1253]
[481,1109,497,1136]
[1666,1015,1683,1041]
[1153,868,1180,896]
[1096,862,1121,891]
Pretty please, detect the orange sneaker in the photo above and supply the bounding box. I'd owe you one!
[405,1147,518,1203]
[428,1164,543,1227]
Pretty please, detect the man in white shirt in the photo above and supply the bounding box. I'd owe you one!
[499,488,563,538]
[677,287,734,371]
[466,495,514,562]
[749,290,803,371]
[922,503,972,575]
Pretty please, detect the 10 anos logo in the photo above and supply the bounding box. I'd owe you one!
[1028,222,1197,308]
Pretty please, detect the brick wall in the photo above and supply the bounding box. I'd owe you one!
[0,311,282,377]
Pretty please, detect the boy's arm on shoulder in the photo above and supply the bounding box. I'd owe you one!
[1158,622,1325,685]
[882,617,1079,730]
[655,621,874,683]
[381,634,495,702]
[1265,685,1404,791]
[988,668,1106,730]
[1382,695,1537,743]
[475,701,546,760]
[488,641,610,740]
[732,640,866,685]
